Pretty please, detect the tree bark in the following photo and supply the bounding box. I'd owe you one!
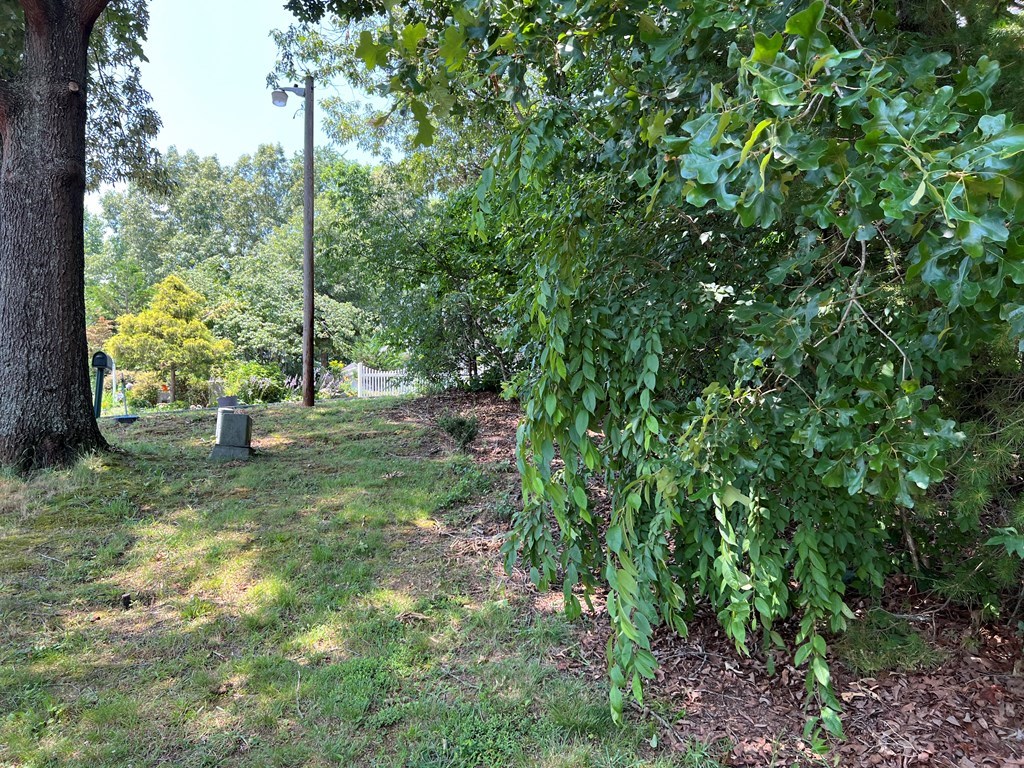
[0,0,112,470]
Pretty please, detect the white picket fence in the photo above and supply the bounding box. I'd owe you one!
[355,362,416,397]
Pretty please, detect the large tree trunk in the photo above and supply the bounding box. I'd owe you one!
[0,0,112,470]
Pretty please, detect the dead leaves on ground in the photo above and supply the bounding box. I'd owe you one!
[401,393,1024,767]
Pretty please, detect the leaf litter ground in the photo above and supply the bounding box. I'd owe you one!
[390,393,1024,768]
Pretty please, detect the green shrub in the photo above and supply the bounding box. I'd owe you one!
[437,413,479,451]
[466,366,503,393]
[319,363,356,399]
[920,351,1024,617]
[238,376,286,404]
[222,361,286,404]
[350,336,404,371]
[179,374,212,407]
[126,371,165,407]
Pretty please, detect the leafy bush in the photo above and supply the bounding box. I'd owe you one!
[238,376,287,404]
[179,374,212,407]
[350,336,405,371]
[222,361,287,404]
[988,528,1024,560]
[290,0,1024,733]
[915,350,1024,616]
[437,413,479,451]
[316,364,357,399]
[108,276,232,398]
[126,371,165,407]
[493,492,519,524]
[468,367,503,393]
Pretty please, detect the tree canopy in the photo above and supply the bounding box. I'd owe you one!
[283,0,1024,733]
[87,145,377,376]
[0,0,160,187]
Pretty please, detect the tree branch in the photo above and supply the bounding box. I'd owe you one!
[17,0,54,34]
[78,0,112,33]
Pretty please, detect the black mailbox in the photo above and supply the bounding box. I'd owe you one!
[91,351,113,419]
[92,351,113,372]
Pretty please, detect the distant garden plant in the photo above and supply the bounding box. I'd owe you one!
[438,413,479,452]
[222,361,287,404]
[108,276,232,404]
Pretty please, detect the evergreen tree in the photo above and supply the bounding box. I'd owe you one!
[107,276,232,402]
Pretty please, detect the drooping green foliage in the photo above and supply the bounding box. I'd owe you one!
[286,0,1024,732]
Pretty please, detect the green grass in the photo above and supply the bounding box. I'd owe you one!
[0,398,718,767]
[834,609,947,676]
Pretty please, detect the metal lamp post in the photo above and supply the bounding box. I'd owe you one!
[272,76,316,407]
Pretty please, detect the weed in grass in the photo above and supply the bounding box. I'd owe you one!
[494,491,520,523]
[521,613,571,649]
[835,609,946,675]
[434,456,492,513]
[438,412,480,451]
[179,595,216,620]
[401,700,536,766]
[366,701,412,729]
[679,740,730,767]
[305,656,394,722]
[543,684,616,738]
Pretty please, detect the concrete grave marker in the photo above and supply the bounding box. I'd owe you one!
[209,407,254,461]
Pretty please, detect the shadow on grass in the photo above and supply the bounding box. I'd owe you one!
[0,399,710,768]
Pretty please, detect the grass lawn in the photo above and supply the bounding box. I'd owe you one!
[0,398,719,767]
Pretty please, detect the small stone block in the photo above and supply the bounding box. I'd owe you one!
[209,408,254,462]
[215,409,252,448]
[217,395,239,408]
[209,444,254,461]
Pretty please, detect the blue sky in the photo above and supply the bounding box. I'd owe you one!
[139,0,370,164]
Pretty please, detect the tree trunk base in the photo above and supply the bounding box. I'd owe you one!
[0,426,108,473]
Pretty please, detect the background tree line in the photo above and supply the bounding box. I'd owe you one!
[84,133,518,404]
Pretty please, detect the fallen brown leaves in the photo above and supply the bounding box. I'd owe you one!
[395,393,1024,768]
[564,606,1024,767]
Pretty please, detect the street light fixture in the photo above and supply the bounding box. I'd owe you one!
[272,77,316,408]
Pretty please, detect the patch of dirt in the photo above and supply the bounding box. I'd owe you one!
[382,391,521,467]
[400,391,1024,768]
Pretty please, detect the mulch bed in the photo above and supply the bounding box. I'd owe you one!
[388,392,1024,767]
[383,390,521,466]
[568,605,1023,767]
